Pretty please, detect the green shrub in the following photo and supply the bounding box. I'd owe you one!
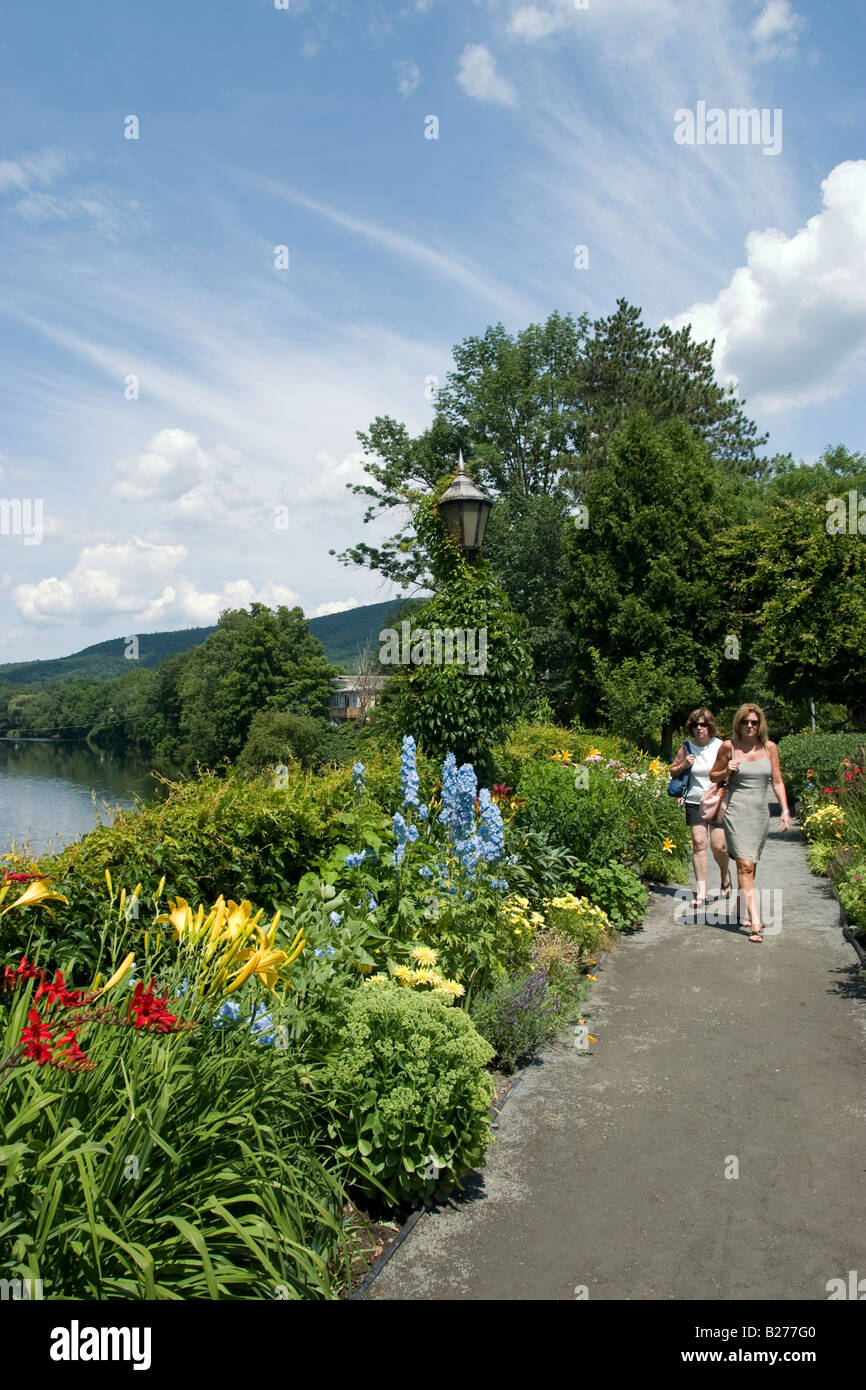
[544,893,610,955]
[574,859,648,931]
[491,722,629,789]
[778,733,865,802]
[322,983,494,1206]
[838,862,866,926]
[471,965,560,1073]
[515,761,630,865]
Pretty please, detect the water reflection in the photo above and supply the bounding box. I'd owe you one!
[0,740,177,857]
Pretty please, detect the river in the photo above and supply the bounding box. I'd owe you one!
[0,739,174,858]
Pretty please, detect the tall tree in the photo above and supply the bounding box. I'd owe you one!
[561,413,747,754]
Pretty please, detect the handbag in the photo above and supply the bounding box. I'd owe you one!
[667,740,694,799]
[700,751,730,824]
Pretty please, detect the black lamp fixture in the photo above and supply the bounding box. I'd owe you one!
[437,451,493,557]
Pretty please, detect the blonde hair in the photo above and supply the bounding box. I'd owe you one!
[732,703,768,745]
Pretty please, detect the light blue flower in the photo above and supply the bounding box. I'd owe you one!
[418,803,429,821]
[439,752,458,823]
[345,850,367,868]
[313,945,337,958]
[352,762,366,797]
[407,824,419,843]
[213,999,240,1028]
[453,764,477,838]
[329,910,342,927]
[393,811,409,867]
[400,735,420,807]
[367,894,378,911]
[418,865,433,880]
[250,1001,276,1045]
[478,789,505,862]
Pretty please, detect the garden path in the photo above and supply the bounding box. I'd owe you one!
[366,817,866,1300]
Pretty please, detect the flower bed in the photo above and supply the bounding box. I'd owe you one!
[0,724,663,1298]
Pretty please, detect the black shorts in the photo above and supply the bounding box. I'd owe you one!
[685,801,704,828]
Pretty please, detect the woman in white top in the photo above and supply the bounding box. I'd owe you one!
[669,707,731,909]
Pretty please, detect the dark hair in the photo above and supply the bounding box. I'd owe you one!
[686,707,717,738]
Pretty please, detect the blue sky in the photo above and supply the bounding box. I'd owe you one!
[0,0,863,661]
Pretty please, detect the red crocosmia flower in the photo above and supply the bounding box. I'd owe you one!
[19,1009,55,1065]
[3,869,48,883]
[129,980,179,1032]
[34,971,89,1010]
[52,1028,95,1072]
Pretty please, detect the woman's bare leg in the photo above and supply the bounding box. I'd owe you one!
[691,824,708,901]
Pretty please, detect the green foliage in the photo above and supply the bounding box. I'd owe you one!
[322,983,494,1206]
[573,860,648,931]
[385,559,533,769]
[37,766,353,973]
[471,966,561,1073]
[778,733,865,802]
[336,302,766,592]
[725,499,866,718]
[490,722,629,788]
[562,414,745,748]
[239,711,332,772]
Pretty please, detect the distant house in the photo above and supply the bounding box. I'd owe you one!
[328,673,389,722]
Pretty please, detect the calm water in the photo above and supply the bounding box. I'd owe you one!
[0,740,175,858]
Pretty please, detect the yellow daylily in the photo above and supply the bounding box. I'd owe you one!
[648,757,663,773]
[662,837,676,853]
[98,951,136,995]
[1,878,69,914]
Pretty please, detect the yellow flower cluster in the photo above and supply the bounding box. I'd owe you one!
[157,895,305,996]
[803,803,846,834]
[545,892,611,931]
[503,894,546,936]
[365,944,465,1002]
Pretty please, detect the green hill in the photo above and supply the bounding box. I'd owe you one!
[0,598,424,688]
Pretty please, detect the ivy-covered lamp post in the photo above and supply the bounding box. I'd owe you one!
[437,452,492,559]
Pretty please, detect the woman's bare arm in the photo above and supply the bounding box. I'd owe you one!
[709,740,731,785]
[669,743,689,775]
[768,742,790,819]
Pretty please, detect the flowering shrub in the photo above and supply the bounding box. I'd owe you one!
[544,893,611,957]
[323,982,495,1204]
[471,965,561,1073]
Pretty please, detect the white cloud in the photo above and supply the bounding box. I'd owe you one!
[508,5,561,40]
[397,59,420,96]
[456,44,516,107]
[12,538,301,628]
[750,1,804,62]
[667,161,866,411]
[313,598,362,617]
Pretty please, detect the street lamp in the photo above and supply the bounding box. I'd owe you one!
[437,451,493,557]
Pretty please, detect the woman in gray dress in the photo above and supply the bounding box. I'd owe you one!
[709,703,790,942]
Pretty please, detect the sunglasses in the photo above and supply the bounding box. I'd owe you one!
[741,718,759,726]
[694,720,709,726]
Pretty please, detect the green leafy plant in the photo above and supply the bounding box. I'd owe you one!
[574,859,648,931]
[321,982,494,1206]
